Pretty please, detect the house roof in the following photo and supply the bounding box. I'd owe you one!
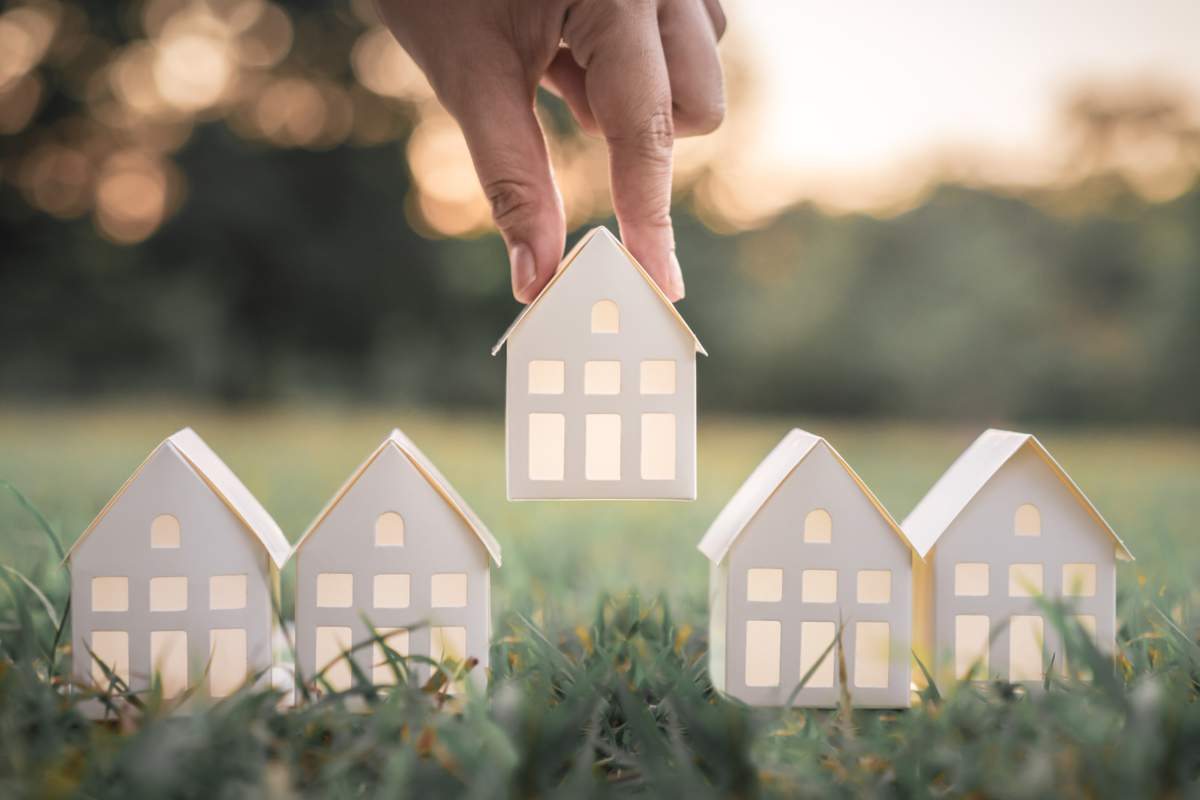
[697,429,916,564]
[901,428,1133,560]
[491,226,706,356]
[67,428,291,569]
[293,429,501,566]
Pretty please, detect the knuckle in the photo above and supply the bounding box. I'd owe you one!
[609,107,675,161]
[678,95,725,135]
[483,177,540,227]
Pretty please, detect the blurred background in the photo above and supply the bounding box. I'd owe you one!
[1,0,1198,614]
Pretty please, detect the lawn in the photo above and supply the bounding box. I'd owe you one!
[1,405,1199,796]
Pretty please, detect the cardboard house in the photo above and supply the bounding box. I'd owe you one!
[492,226,706,500]
[698,430,917,708]
[903,429,1133,689]
[292,429,501,694]
[68,428,289,711]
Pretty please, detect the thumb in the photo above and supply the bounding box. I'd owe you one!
[448,76,565,303]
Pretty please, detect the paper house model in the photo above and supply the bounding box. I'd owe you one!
[492,226,706,500]
[292,429,501,694]
[903,429,1132,689]
[698,430,917,708]
[67,428,289,711]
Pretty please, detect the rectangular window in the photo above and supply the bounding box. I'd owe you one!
[640,413,676,480]
[584,361,621,395]
[316,573,354,608]
[90,630,129,687]
[149,576,188,612]
[1062,563,1097,597]
[585,414,621,480]
[1009,615,1044,681]
[854,621,890,688]
[527,360,564,394]
[150,630,188,699]
[528,413,565,481]
[315,626,353,692]
[744,620,781,687]
[92,576,129,612]
[431,626,468,664]
[372,627,409,685]
[1008,563,1044,597]
[856,570,891,604]
[799,621,836,688]
[955,615,989,680]
[746,568,783,602]
[431,573,468,608]
[801,569,837,603]
[954,563,989,596]
[1067,614,1097,679]
[373,573,411,609]
[639,360,676,394]
[209,628,247,697]
[209,574,247,610]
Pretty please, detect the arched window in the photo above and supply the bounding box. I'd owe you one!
[804,508,832,543]
[1014,503,1040,537]
[375,511,405,546]
[591,300,619,333]
[151,514,181,548]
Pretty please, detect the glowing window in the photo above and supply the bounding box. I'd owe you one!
[856,570,891,604]
[209,628,247,697]
[1008,563,1044,597]
[90,630,129,687]
[955,615,989,680]
[316,573,354,608]
[527,360,564,394]
[640,413,676,480]
[150,576,188,612]
[801,569,837,603]
[1015,503,1041,536]
[854,622,890,688]
[151,514,180,548]
[150,630,188,699]
[210,574,247,610]
[586,414,621,480]
[372,628,409,685]
[799,621,836,688]
[591,300,619,333]
[954,563,990,596]
[92,576,129,612]
[746,568,783,602]
[315,626,352,692]
[528,413,565,480]
[373,574,411,609]
[431,573,467,607]
[1062,563,1096,597]
[584,361,621,395]
[639,360,676,394]
[375,512,405,546]
[804,509,831,543]
[1009,615,1044,681]
[744,620,781,687]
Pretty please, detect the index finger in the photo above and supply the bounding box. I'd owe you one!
[564,2,684,301]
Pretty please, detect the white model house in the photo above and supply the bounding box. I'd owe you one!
[292,429,501,695]
[903,429,1133,689]
[492,226,706,500]
[698,430,917,708]
[68,428,290,712]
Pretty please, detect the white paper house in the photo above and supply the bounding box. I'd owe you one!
[67,428,289,711]
[903,429,1133,689]
[292,429,501,695]
[698,430,917,708]
[492,226,706,500]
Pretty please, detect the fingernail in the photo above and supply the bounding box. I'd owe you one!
[510,242,537,300]
[669,251,685,301]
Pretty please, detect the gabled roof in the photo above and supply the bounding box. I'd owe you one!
[293,429,501,566]
[491,226,706,356]
[697,429,916,564]
[901,428,1133,560]
[67,428,291,569]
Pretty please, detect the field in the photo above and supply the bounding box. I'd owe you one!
[2,406,1199,796]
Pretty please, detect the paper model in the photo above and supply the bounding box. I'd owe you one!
[292,429,500,695]
[492,226,706,500]
[67,428,289,713]
[903,429,1133,689]
[698,430,916,708]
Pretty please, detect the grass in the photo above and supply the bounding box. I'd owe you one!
[1,405,1199,796]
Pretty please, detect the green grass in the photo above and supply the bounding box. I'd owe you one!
[1,406,1199,796]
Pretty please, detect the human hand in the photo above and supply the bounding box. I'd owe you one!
[377,0,726,302]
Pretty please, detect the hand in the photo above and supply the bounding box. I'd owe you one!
[377,0,726,303]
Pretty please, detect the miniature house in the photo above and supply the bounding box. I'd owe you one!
[67,428,290,711]
[492,226,706,500]
[292,429,501,694]
[903,429,1133,689]
[698,430,917,708]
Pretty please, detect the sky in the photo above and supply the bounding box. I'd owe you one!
[731,0,1200,210]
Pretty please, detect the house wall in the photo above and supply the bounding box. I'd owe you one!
[295,444,491,692]
[505,235,697,500]
[722,443,913,707]
[70,444,274,700]
[930,445,1117,688]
